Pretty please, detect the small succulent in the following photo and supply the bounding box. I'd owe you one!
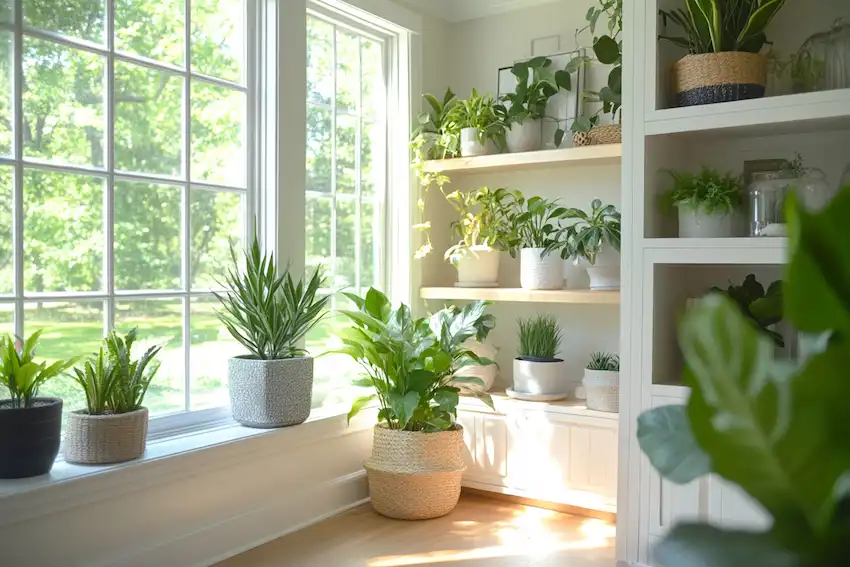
[587,351,619,371]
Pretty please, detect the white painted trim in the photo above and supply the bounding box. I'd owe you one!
[321,0,422,33]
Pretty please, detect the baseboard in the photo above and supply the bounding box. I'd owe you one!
[462,487,617,523]
[114,470,369,567]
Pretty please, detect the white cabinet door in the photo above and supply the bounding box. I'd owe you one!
[457,410,516,487]
[709,477,771,531]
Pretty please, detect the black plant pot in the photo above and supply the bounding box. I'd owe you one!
[0,397,63,479]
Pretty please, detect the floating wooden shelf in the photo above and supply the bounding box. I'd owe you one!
[420,287,620,305]
[644,237,787,265]
[460,391,619,422]
[421,144,622,174]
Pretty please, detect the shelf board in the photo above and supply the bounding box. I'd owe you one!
[421,144,621,174]
[460,391,619,423]
[420,287,620,305]
[643,237,787,265]
[645,89,850,138]
[651,384,690,400]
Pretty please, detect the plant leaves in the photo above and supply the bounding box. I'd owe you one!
[653,523,800,567]
[593,35,620,65]
[637,404,712,484]
[554,69,571,91]
[389,390,421,429]
[347,394,376,424]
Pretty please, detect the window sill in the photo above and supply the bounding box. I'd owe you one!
[0,404,372,528]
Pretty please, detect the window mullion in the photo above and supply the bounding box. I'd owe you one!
[329,24,338,312]
[354,36,362,296]
[183,0,194,412]
[105,0,116,334]
[12,0,23,338]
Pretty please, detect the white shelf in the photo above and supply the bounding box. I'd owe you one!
[420,287,621,304]
[421,144,621,174]
[643,237,787,265]
[460,391,619,423]
[651,384,690,400]
[645,89,850,138]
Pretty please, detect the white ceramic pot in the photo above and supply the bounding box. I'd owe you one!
[505,119,542,153]
[513,358,567,396]
[460,127,491,157]
[453,340,498,394]
[677,205,737,238]
[520,248,564,290]
[582,246,621,291]
[455,247,500,287]
[583,369,620,413]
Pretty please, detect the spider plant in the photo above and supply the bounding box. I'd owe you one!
[587,351,619,371]
[106,328,162,414]
[0,330,77,409]
[517,315,562,361]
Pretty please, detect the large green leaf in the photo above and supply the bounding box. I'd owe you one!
[593,35,620,65]
[347,394,376,424]
[389,390,420,429]
[736,0,786,51]
[637,404,712,484]
[688,0,721,51]
[680,294,850,536]
[654,523,800,567]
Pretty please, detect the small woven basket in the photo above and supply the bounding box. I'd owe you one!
[573,124,622,147]
[64,408,149,465]
[673,52,767,107]
[365,424,466,520]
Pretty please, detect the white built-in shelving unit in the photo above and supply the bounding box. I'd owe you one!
[620,0,850,565]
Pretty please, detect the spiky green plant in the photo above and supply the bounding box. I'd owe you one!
[0,330,77,408]
[517,314,562,360]
[214,231,331,360]
[106,328,162,414]
[587,351,619,371]
[71,347,119,415]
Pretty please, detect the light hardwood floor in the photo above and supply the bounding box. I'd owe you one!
[216,495,616,567]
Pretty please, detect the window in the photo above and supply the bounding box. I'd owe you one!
[304,9,388,409]
[0,0,249,420]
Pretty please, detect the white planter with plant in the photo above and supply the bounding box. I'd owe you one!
[510,194,567,290]
[559,199,622,291]
[215,233,330,429]
[511,315,569,399]
[444,187,514,287]
[65,329,162,465]
[664,168,743,238]
[451,89,504,157]
[583,351,620,413]
[338,289,495,520]
[504,119,543,153]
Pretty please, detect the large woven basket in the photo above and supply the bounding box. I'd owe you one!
[673,52,767,107]
[365,424,466,520]
[64,408,149,465]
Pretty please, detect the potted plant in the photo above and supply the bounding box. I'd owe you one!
[450,89,505,157]
[659,0,786,107]
[0,331,76,479]
[337,288,494,520]
[663,167,744,238]
[557,199,622,290]
[444,186,515,287]
[711,274,784,347]
[496,57,570,153]
[64,329,162,465]
[214,232,330,428]
[508,194,568,290]
[511,314,569,400]
[583,351,620,413]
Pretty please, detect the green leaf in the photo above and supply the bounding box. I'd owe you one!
[637,404,712,484]
[736,0,786,52]
[688,0,721,52]
[351,377,374,388]
[554,128,565,148]
[434,387,460,414]
[389,390,421,429]
[348,394,376,424]
[593,35,620,65]
[364,287,391,320]
[571,116,593,133]
[654,523,800,567]
[607,66,622,92]
[554,69,571,91]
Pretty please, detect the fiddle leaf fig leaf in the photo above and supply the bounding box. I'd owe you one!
[637,404,711,484]
[653,523,800,567]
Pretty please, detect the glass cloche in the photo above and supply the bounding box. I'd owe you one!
[792,19,850,93]
[748,168,833,237]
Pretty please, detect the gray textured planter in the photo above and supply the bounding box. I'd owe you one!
[228,356,314,428]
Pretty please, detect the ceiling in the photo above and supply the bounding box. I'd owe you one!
[398,0,560,23]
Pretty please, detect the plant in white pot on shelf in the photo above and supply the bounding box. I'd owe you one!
[337,288,495,520]
[583,351,619,413]
[663,168,744,238]
[556,199,622,291]
[65,329,162,465]
[444,186,515,288]
[214,233,331,428]
[508,194,568,290]
[450,89,505,157]
[510,314,570,401]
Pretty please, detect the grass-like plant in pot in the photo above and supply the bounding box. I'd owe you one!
[214,232,330,429]
[0,330,76,479]
[663,167,744,238]
[450,89,505,157]
[554,199,622,291]
[507,193,569,290]
[659,0,786,107]
[336,288,495,520]
[511,314,569,400]
[65,328,162,465]
[444,186,515,287]
[583,351,620,413]
[635,188,850,566]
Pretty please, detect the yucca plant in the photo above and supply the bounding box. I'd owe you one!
[517,315,562,361]
[214,231,330,360]
[0,330,77,408]
[71,347,119,415]
[106,328,162,414]
[587,351,619,371]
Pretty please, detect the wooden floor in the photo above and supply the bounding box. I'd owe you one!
[216,495,616,567]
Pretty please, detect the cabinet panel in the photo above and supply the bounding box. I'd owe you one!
[457,411,513,486]
[709,477,771,531]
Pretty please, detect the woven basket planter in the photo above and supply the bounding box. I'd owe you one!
[573,124,622,147]
[673,52,767,107]
[64,408,148,465]
[365,424,466,520]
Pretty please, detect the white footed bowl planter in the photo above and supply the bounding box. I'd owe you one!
[505,119,542,153]
[520,248,564,290]
[365,424,466,520]
[228,356,313,428]
[453,339,497,394]
[64,408,149,465]
[677,205,737,238]
[460,127,493,157]
[583,369,620,413]
[455,247,500,287]
[582,247,621,291]
[513,357,568,397]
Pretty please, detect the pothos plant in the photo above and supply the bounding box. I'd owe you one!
[636,186,850,567]
[548,199,622,264]
[337,288,496,432]
[444,186,516,266]
[506,194,569,258]
[449,89,506,150]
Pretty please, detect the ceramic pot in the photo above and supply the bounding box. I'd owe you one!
[520,248,564,290]
[454,247,500,287]
[505,119,542,153]
[582,246,621,291]
[677,205,737,238]
[460,127,492,157]
[513,358,568,396]
[0,398,62,479]
[228,357,313,428]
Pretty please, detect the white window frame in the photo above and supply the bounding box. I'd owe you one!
[0,0,255,436]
